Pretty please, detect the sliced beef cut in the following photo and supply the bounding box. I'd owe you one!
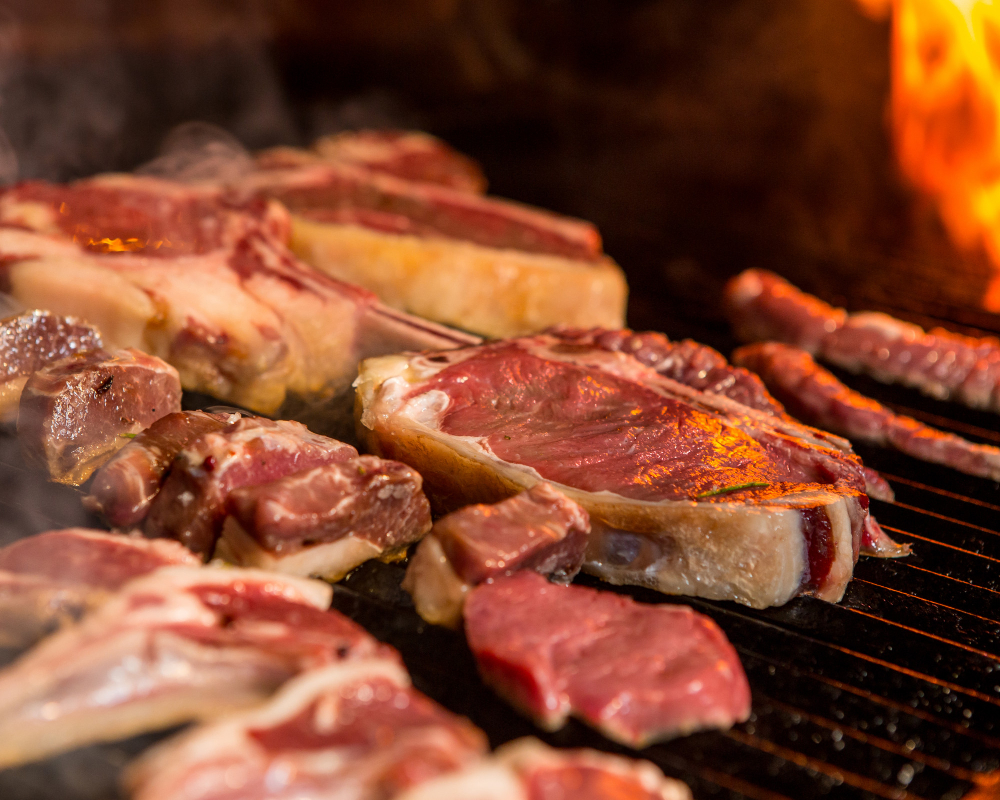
[0,184,479,415]
[725,268,1000,413]
[258,129,489,193]
[0,528,197,648]
[18,347,182,484]
[0,566,395,768]
[0,310,102,421]
[735,341,1000,483]
[355,334,887,607]
[403,483,590,628]
[464,572,750,746]
[217,454,432,580]
[85,410,239,529]
[396,739,691,800]
[126,659,488,800]
[145,418,358,558]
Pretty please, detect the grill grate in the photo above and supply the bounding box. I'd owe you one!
[2,319,1000,799]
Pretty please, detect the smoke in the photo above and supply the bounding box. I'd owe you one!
[136,121,254,184]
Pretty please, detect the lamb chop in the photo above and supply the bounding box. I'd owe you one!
[355,334,896,607]
[464,571,750,746]
[0,310,102,421]
[396,738,691,800]
[125,658,487,800]
[0,176,478,416]
[218,455,432,580]
[0,566,395,768]
[239,158,627,338]
[402,483,590,628]
[0,528,197,648]
[18,347,182,484]
[725,268,1000,413]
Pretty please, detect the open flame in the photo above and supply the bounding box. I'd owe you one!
[887,0,1000,308]
[72,232,173,254]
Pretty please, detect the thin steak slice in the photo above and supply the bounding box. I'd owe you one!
[403,483,590,628]
[0,566,396,768]
[258,129,488,193]
[0,528,197,648]
[0,310,103,421]
[725,268,1000,413]
[356,334,884,607]
[217,454,432,580]
[18,347,182,484]
[735,341,1000,482]
[126,658,487,800]
[145,417,358,558]
[396,738,691,800]
[464,572,750,746]
[85,410,239,529]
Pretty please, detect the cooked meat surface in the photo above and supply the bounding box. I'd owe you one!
[0,310,103,421]
[18,347,182,484]
[218,454,432,580]
[403,483,590,628]
[464,572,750,746]
[0,528,196,647]
[355,334,892,607]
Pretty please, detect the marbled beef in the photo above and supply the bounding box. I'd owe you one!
[464,572,750,747]
[403,483,590,628]
[126,659,487,800]
[356,334,887,607]
[0,528,197,647]
[85,410,239,529]
[217,454,432,580]
[0,310,102,421]
[0,566,395,768]
[145,417,358,557]
[18,347,182,484]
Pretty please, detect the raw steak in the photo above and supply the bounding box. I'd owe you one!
[126,659,488,800]
[217,455,432,580]
[0,528,197,648]
[0,310,102,421]
[464,572,750,746]
[726,268,1000,412]
[735,342,1000,482]
[403,483,590,628]
[0,566,395,768]
[0,180,479,415]
[145,417,358,557]
[356,334,883,607]
[18,347,182,484]
[85,410,239,529]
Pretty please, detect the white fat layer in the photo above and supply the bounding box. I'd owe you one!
[394,762,527,800]
[846,311,923,342]
[216,517,384,581]
[812,498,855,603]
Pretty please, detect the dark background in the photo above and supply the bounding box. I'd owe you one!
[0,0,990,342]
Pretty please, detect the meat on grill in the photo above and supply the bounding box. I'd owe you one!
[217,454,432,580]
[396,738,692,800]
[0,566,395,768]
[85,410,239,529]
[126,658,488,800]
[464,571,750,746]
[0,528,197,648]
[356,334,888,607]
[402,483,590,628]
[0,177,478,415]
[258,129,488,193]
[18,347,182,484]
[144,417,358,558]
[0,310,103,421]
[734,342,1000,482]
[725,268,1000,413]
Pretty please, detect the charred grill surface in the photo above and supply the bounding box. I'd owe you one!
[3,312,1000,800]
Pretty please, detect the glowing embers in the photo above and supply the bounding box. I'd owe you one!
[889,0,1000,308]
[73,234,174,254]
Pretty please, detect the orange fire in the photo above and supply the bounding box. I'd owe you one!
[72,233,172,254]
[887,0,1000,309]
